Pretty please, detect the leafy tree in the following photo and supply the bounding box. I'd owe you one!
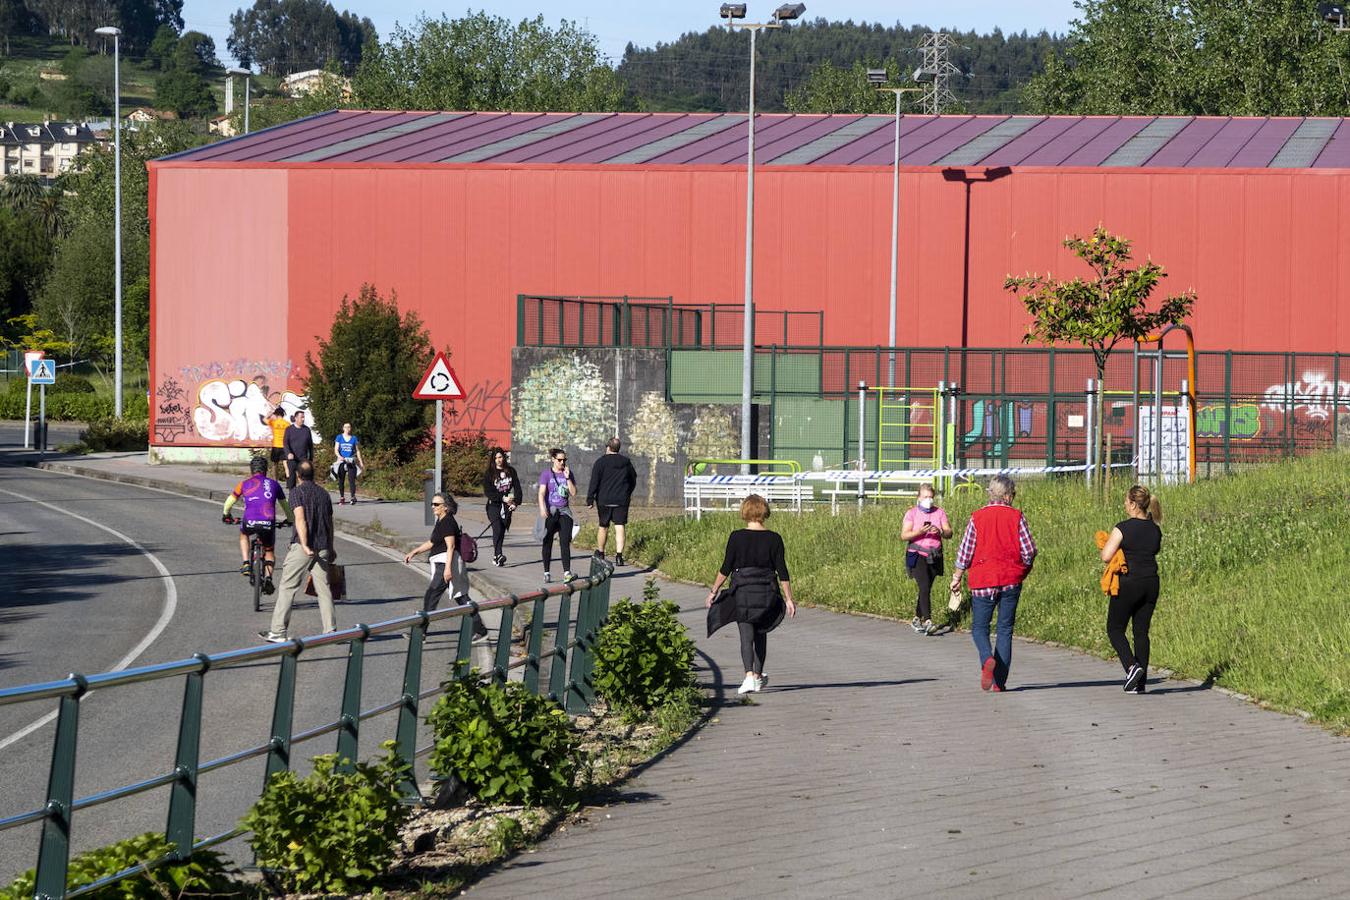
[786,59,910,114]
[1004,227,1195,479]
[0,0,42,56]
[172,30,219,70]
[29,0,181,52]
[146,23,179,68]
[352,12,631,112]
[228,0,374,75]
[303,284,436,461]
[155,65,215,117]
[0,207,51,323]
[1025,0,1350,115]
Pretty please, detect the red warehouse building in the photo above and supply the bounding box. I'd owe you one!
[150,110,1350,450]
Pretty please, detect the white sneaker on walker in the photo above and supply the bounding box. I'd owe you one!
[737,674,758,695]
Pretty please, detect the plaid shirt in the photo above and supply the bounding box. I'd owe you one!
[954,500,1037,597]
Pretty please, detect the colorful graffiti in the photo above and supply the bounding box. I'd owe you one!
[192,379,308,443]
[1195,404,1261,440]
[178,358,294,387]
[1262,372,1350,420]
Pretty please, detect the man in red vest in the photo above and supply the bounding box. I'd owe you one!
[950,475,1038,691]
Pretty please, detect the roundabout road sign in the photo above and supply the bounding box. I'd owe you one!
[412,352,466,400]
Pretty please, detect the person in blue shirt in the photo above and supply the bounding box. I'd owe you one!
[333,422,366,504]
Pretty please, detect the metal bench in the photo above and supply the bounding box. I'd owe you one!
[683,476,807,520]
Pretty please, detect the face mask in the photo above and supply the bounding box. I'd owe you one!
[918,498,933,511]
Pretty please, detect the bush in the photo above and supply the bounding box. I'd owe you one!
[594,587,700,714]
[0,832,238,899]
[78,417,149,452]
[51,373,96,394]
[444,429,491,495]
[242,742,411,895]
[427,676,580,808]
[0,390,149,421]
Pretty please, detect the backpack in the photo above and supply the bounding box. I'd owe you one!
[457,531,479,564]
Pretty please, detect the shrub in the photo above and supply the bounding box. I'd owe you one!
[593,588,700,714]
[78,417,149,452]
[0,832,238,899]
[0,390,148,421]
[242,742,411,895]
[51,373,96,394]
[427,676,580,808]
[444,429,491,495]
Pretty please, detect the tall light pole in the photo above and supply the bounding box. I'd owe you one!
[719,2,804,469]
[227,67,251,134]
[866,69,924,387]
[96,25,122,418]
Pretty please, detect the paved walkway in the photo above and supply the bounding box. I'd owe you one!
[26,451,1350,898]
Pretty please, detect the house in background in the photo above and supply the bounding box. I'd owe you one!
[281,69,352,99]
[125,108,178,131]
[0,121,100,182]
[208,115,237,138]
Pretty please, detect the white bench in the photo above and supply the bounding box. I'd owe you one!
[683,478,807,520]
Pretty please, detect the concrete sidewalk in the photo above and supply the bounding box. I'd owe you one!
[23,451,1350,898]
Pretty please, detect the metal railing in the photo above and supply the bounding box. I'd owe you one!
[0,558,615,899]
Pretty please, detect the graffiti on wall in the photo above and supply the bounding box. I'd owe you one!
[192,378,308,443]
[1262,372,1350,420]
[155,377,192,443]
[513,354,614,460]
[447,379,511,434]
[1195,404,1261,440]
[178,359,294,387]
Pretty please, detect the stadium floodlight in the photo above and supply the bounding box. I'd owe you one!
[866,68,888,85]
[774,2,806,20]
[720,3,747,18]
[913,68,938,84]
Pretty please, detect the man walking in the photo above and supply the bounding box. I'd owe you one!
[282,410,314,490]
[587,437,637,566]
[260,461,336,641]
[950,475,1036,692]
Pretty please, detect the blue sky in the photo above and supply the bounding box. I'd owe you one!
[187,0,1082,68]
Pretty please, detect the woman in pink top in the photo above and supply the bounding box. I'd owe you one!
[900,483,953,635]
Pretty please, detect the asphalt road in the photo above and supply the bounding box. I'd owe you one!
[0,458,477,880]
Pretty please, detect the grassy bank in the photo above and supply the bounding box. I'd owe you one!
[610,453,1350,730]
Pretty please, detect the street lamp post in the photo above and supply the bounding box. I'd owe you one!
[719,3,805,470]
[865,69,924,387]
[95,25,122,418]
[226,67,251,134]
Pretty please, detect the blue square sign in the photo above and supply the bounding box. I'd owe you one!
[29,358,55,385]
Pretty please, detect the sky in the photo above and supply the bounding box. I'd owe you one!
[186,0,1082,68]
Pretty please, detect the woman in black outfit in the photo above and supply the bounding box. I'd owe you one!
[405,495,486,638]
[705,494,797,696]
[1099,484,1163,693]
[482,448,521,568]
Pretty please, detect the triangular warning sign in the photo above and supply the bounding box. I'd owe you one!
[413,352,466,400]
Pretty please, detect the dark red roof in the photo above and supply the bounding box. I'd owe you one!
[158,110,1350,169]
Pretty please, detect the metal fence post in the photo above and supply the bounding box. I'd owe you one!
[1223,350,1233,474]
[264,652,298,784]
[565,581,593,714]
[1334,353,1342,451]
[335,627,369,770]
[577,560,609,705]
[493,599,517,685]
[1085,378,1095,487]
[394,613,427,800]
[454,604,476,681]
[165,660,207,859]
[547,591,574,704]
[34,677,86,900]
[516,294,525,347]
[1046,349,1056,467]
[524,595,548,694]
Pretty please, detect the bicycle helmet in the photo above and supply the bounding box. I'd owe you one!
[249,455,269,474]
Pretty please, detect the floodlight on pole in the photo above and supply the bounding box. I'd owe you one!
[95,26,123,418]
[718,3,804,471]
[227,67,251,133]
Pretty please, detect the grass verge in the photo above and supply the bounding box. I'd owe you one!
[617,452,1350,731]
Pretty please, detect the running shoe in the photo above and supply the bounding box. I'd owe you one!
[593,549,605,560]
[923,619,936,635]
[1124,664,1145,693]
[990,684,1005,693]
[981,656,997,691]
[494,554,506,567]
[563,571,576,583]
[736,674,758,695]
[350,497,358,504]
[755,675,769,691]
[338,497,347,505]
[543,572,553,583]
[262,576,275,595]
[911,617,923,633]
[239,563,251,578]
[615,553,625,567]
[257,631,288,644]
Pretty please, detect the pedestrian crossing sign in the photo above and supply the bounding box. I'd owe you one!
[29,358,55,385]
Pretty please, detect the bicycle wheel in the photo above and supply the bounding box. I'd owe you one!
[251,540,264,613]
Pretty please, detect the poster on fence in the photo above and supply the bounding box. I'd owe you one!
[1138,406,1190,484]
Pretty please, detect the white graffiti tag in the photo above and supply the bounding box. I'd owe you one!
[1262,371,1350,421]
[193,379,309,442]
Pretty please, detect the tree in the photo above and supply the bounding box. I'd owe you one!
[352,12,631,112]
[0,0,41,56]
[153,30,218,118]
[1004,227,1195,480]
[1024,0,1350,116]
[0,207,51,323]
[35,218,123,368]
[228,0,373,75]
[304,285,436,461]
[786,59,908,114]
[146,23,179,68]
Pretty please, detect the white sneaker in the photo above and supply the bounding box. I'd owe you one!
[923,619,936,635]
[737,674,758,695]
[755,675,768,691]
[911,617,923,633]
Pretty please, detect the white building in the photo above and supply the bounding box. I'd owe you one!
[0,121,100,182]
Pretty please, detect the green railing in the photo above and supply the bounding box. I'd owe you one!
[0,557,615,899]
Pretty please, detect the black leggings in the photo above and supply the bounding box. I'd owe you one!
[423,562,486,634]
[1106,576,1159,672]
[738,622,767,674]
[486,501,510,557]
[336,461,357,497]
[542,512,572,572]
[911,560,935,621]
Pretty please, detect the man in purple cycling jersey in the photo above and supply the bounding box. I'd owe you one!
[223,455,294,593]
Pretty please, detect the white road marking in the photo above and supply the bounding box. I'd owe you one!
[0,486,179,752]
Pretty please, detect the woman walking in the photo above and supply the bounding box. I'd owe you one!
[705,495,797,696]
[1098,485,1163,693]
[900,483,952,635]
[333,422,365,504]
[404,494,486,639]
[483,448,521,568]
[537,448,578,583]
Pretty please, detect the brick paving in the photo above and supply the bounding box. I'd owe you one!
[33,452,1350,898]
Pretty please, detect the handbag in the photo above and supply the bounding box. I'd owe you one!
[456,525,491,564]
[947,582,964,613]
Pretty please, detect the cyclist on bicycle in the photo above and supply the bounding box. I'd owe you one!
[222,456,293,594]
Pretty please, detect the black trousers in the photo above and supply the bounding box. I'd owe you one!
[738,622,767,674]
[1106,576,1159,672]
[911,559,935,621]
[423,562,486,634]
[542,512,572,572]
[336,460,357,497]
[486,501,511,557]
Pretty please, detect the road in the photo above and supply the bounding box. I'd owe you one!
[0,459,472,881]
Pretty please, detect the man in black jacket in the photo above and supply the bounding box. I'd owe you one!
[282,410,314,490]
[587,437,637,566]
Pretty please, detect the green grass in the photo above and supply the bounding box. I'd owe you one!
[609,453,1350,731]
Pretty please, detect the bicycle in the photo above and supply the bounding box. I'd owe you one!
[223,517,288,612]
